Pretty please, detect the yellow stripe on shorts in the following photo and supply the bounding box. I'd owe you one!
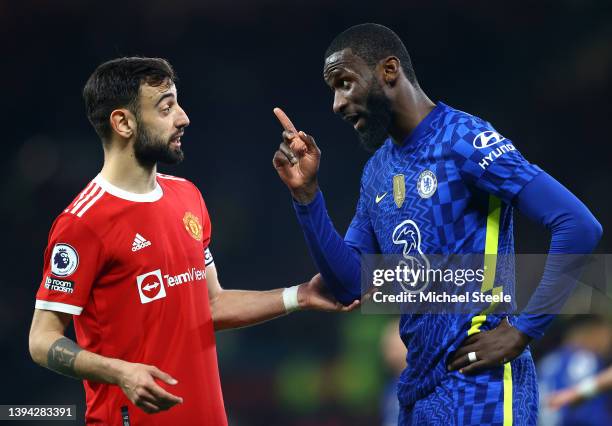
[503,361,513,425]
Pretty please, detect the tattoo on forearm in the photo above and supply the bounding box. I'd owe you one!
[47,337,83,379]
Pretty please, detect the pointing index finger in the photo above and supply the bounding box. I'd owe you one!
[273,107,298,133]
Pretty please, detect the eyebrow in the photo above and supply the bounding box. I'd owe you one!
[324,68,342,81]
[154,92,175,107]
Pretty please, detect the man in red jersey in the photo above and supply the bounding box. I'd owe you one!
[28,57,358,426]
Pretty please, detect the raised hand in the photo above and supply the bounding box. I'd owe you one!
[272,107,321,204]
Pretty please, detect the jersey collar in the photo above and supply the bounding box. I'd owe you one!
[94,174,163,202]
[396,101,446,150]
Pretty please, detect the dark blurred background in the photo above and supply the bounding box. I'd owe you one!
[2,1,611,425]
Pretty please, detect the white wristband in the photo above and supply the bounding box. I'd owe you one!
[576,376,599,399]
[282,285,300,313]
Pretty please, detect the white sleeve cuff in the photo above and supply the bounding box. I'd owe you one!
[35,300,83,315]
[577,376,599,399]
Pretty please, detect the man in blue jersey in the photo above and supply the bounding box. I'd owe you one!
[272,23,602,425]
[538,316,612,426]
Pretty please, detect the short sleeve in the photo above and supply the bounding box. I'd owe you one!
[451,120,542,203]
[35,215,105,315]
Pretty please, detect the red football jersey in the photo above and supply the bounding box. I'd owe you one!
[35,173,227,426]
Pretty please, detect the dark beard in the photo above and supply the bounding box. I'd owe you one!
[357,81,392,152]
[133,122,184,166]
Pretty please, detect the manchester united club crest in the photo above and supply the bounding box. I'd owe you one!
[393,174,406,208]
[183,212,203,241]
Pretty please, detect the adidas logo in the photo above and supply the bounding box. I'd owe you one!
[132,233,151,252]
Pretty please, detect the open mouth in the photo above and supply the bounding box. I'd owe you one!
[344,114,365,130]
[170,133,183,147]
[344,113,363,129]
[343,113,366,130]
[354,116,365,130]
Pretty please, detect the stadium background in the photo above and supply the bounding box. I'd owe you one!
[2,1,611,425]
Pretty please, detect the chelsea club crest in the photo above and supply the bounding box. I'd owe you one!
[417,170,437,199]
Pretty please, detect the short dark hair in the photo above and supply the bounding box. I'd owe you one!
[325,23,418,86]
[83,57,176,141]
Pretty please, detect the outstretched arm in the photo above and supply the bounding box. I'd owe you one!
[272,108,377,305]
[548,365,612,409]
[29,309,183,414]
[292,190,378,304]
[207,263,359,331]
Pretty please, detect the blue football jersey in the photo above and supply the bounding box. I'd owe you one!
[350,102,542,406]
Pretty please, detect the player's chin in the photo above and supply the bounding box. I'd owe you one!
[170,152,185,164]
[357,128,386,152]
[160,148,184,165]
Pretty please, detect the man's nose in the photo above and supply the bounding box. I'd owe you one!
[176,106,190,128]
[333,92,348,115]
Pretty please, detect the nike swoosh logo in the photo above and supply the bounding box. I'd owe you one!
[375,192,388,203]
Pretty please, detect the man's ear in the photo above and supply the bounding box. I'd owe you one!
[380,56,401,86]
[109,108,136,139]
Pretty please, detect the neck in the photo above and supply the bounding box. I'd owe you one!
[99,141,158,194]
[388,83,436,145]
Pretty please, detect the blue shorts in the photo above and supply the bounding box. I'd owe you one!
[398,351,538,425]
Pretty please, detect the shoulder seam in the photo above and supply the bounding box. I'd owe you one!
[64,181,106,218]
[64,180,95,213]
